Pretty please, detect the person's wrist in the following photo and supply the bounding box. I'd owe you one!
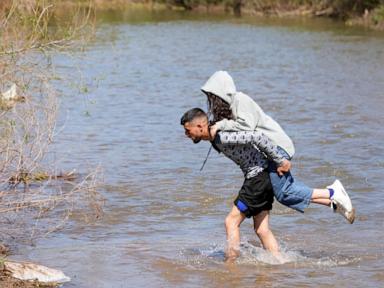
[209,126,216,140]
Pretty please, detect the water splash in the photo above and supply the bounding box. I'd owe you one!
[179,244,226,268]
[238,242,303,265]
[179,241,360,268]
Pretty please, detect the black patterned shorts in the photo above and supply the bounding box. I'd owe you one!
[234,171,274,218]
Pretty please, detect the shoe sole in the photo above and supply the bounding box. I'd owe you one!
[348,208,356,224]
[334,203,355,224]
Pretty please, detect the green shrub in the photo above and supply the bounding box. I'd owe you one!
[372,4,384,24]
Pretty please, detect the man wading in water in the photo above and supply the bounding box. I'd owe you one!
[181,107,355,261]
[181,108,288,260]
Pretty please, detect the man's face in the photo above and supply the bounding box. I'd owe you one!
[183,120,206,144]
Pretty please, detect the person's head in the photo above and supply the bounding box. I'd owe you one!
[201,71,235,124]
[180,108,210,144]
[205,92,233,124]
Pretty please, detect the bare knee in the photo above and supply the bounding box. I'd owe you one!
[255,225,271,238]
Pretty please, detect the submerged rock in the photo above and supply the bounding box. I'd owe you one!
[0,83,26,109]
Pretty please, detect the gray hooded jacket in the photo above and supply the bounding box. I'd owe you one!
[201,71,295,157]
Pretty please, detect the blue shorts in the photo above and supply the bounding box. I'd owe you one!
[268,148,312,213]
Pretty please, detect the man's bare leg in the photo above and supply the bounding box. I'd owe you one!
[224,205,246,261]
[253,211,280,256]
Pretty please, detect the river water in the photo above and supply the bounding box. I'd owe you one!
[15,9,384,287]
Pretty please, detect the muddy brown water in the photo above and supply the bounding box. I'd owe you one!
[13,9,384,287]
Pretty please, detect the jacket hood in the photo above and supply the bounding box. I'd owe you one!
[201,71,237,104]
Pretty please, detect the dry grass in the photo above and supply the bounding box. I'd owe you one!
[0,0,103,246]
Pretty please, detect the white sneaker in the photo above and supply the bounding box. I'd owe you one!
[327,179,355,224]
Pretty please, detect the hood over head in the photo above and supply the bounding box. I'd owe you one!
[201,71,237,104]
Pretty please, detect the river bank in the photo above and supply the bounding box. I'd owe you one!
[0,247,55,287]
[1,1,102,286]
[0,273,56,288]
[86,0,384,30]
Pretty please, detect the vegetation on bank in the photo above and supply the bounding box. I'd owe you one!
[89,0,384,29]
[1,1,103,285]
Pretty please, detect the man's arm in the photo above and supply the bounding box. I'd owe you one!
[217,131,291,175]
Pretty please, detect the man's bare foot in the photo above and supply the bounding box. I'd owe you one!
[225,248,240,263]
